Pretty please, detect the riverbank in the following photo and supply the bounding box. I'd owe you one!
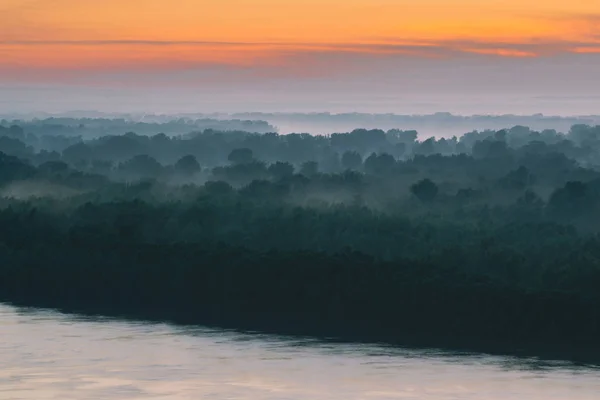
[2,241,599,364]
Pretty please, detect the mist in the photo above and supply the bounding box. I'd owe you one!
[2,113,600,360]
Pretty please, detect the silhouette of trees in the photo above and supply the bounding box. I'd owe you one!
[268,161,294,180]
[2,119,600,358]
[364,153,395,175]
[341,151,363,170]
[410,179,439,202]
[548,181,597,219]
[174,155,201,176]
[0,152,35,184]
[300,161,319,177]
[0,137,32,160]
[500,166,536,191]
[228,148,254,165]
[119,155,163,180]
[62,143,93,166]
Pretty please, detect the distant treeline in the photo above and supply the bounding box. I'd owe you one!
[7,111,598,135]
[228,111,600,135]
[3,120,600,168]
[0,117,275,141]
[1,119,600,359]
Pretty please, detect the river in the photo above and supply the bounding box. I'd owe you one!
[1,303,599,399]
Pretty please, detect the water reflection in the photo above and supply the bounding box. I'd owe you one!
[1,304,599,400]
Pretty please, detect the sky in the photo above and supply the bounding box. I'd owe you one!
[1,0,600,114]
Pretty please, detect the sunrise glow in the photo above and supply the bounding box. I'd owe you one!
[1,0,599,77]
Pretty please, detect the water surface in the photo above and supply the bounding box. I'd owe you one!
[1,303,599,399]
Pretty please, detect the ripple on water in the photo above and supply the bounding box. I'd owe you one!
[1,303,600,400]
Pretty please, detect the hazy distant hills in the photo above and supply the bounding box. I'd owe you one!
[2,112,599,138]
[224,112,600,136]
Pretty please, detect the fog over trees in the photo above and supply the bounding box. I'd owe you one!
[4,111,600,136]
[2,115,600,359]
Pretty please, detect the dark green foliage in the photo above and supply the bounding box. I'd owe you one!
[118,155,163,180]
[299,161,319,177]
[410,179,439,202]
[228,148,254,165]
[268,161,294,180]
[62,142,93,165]
[174,155,201,176]
[0,125,25,140]
[0,152,36,184]
[0,198,599,356]
[548,181,598,220]
[364,153,395,175]
[499,166,536,192]
[0,137,33,159]
[204,180,234,196]
[2,119,600,358]
[341,151,363,170]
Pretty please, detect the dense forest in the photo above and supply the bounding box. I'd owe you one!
[5,111,599,136]
[227,111,600,136]
[0,116,275,141]
[1,117,600,360]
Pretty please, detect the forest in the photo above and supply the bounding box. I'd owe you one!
[1,117,600,360]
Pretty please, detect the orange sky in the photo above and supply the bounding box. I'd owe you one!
[1,0,600,74]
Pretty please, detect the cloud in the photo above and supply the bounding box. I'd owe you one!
[0,40,262,46]
[2,37,599,61]
[1,35,600,88]
[460,48,537,58]
[572,47,600,53]
[542,12,600,24]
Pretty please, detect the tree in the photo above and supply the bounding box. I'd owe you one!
[386,129,418,145]
[414,137,436,156]
[38,161,70,175]
[268,161,294,180]
[410,179,439,202]
[341,151,363,170]
[204,180,234,196]
[0,137,33,159]
[494,129,507,142]
[240,179,289,200]
[456,188,479,202]
[228,148,254,165]
[513,189,545,220]
[320,151,342,173]
[94,135,142,162]
[3,125,25,140]
[300,161,319,177]
[90,160,114,176]
[393,143,407,158]
[364,153,395,175]
[0,151,35,184]
[500,166,536,191]
[35,150,61,165]
[62,143,93,166]
[119,154,163,179]
[548,181,595,219]
[472,140,509,159]
[174,155,201,176]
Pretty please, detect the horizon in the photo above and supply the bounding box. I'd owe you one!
[3,108,600,119]
[2,1,599,115]
[3,88,600,117]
